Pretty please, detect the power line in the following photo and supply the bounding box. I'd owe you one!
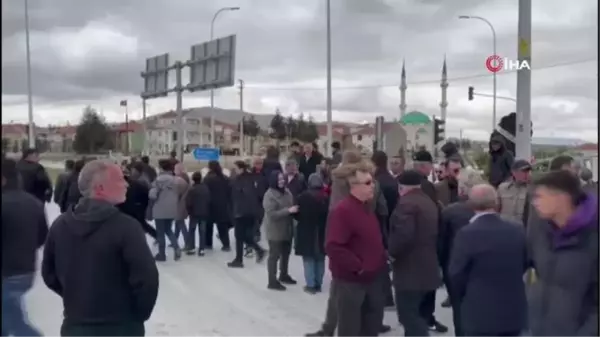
[244,58,597,91]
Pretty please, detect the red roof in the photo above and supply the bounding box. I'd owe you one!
[576,143,598,152]
[2,124,27,135]
[113,121,143,132]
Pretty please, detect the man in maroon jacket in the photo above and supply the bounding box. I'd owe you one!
[325,163,387,336]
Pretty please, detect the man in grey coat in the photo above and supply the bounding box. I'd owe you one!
[149,159,185,261]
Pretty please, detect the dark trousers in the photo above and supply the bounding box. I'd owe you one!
[2,273,42,336]
[61,321,144,336]
[173,219,189,246]
[234,216,264,262]
[205,220,231,248]
[155,219,179,257]
[448,289,464,336]
[321,280,339,335]
[267,240,292,283]
[463,331,521,336]
[383,266,394,306]
[187,217,207,250]
[334,275,385,336]
[419,289,437,325]
[395,290,429,336]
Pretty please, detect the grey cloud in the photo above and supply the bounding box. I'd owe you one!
[1,0,597,141]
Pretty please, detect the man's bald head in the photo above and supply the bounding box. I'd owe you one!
[467,184,499,212]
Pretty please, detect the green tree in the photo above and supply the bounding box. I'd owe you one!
[285,116,297,140]
[73,106,114,154]
[1,138,9,153]
[473,151,491,178]
[302,116,320,143]
[269,108,287,142]
[296,113,309,142]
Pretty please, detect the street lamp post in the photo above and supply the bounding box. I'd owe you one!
[25,0,35,147]
[459,15,497,131]
[325,0,333,157]
[209,6,240,148]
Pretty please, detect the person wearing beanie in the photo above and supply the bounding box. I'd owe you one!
[389,169,442,336]
[412,150,449,332]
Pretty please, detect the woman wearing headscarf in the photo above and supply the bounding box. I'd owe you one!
[294,173,329,294]
[263,170,297,291]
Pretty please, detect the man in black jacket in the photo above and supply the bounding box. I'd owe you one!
[42,159,159,336]
[53,159,75,207]
[16,148,53,203]
[488,135,514,188]
[299,143,324,180]
[117,163,155,240]
[2,158,48,336]
[228,161,266,268]
[412,149,449,333]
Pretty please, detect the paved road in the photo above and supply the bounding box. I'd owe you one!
[27,202,455,336]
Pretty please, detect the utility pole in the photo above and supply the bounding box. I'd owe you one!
[325,0,333,157]
[175,61,184,163]
[142,99,147,155]
[239,79,245,156]
[515,0,532,160]
[24,0,35,147]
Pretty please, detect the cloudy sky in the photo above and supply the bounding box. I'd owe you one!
[2,0,598,141]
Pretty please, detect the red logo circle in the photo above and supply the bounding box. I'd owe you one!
[485,55,503,73]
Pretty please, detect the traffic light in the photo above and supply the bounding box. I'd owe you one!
[433,118,445,144]
[468,86,474,101]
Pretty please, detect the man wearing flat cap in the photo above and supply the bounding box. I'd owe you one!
[411,150,448,333]
[388,170,442,336]
[498,159,533,227]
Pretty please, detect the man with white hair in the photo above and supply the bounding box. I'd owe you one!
[449,184,527,336]
[42,160,159,336]
[438,168,483,332]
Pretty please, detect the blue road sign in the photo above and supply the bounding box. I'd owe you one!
[193,147,220,161]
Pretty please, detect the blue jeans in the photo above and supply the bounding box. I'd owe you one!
[2,273,42,336]
[302,256,326,288]
[155,219,179,257]
[187,217,206,250]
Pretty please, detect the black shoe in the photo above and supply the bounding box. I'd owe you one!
[267,281,286,291]
[305,330,330,337]
[221,246,231,252]
[279,275,297,285]
[441,297,451,308]
[314,285,322,292]
[256,249,266,263]
[173,248,182,261]
[379,325,391,333]
[303,286,318,294]
[227,260,244,268]
[428,320,448,333]
[197,249,205,256]
[385,297,395,307]
[154,254,166,262]
[185,248,196,256]
[244,247,254,258]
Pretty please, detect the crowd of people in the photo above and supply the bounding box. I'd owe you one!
[1,137,598,336]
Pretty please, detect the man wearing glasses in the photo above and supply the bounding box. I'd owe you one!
[325,162,387,336]
[497,159,533,226]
